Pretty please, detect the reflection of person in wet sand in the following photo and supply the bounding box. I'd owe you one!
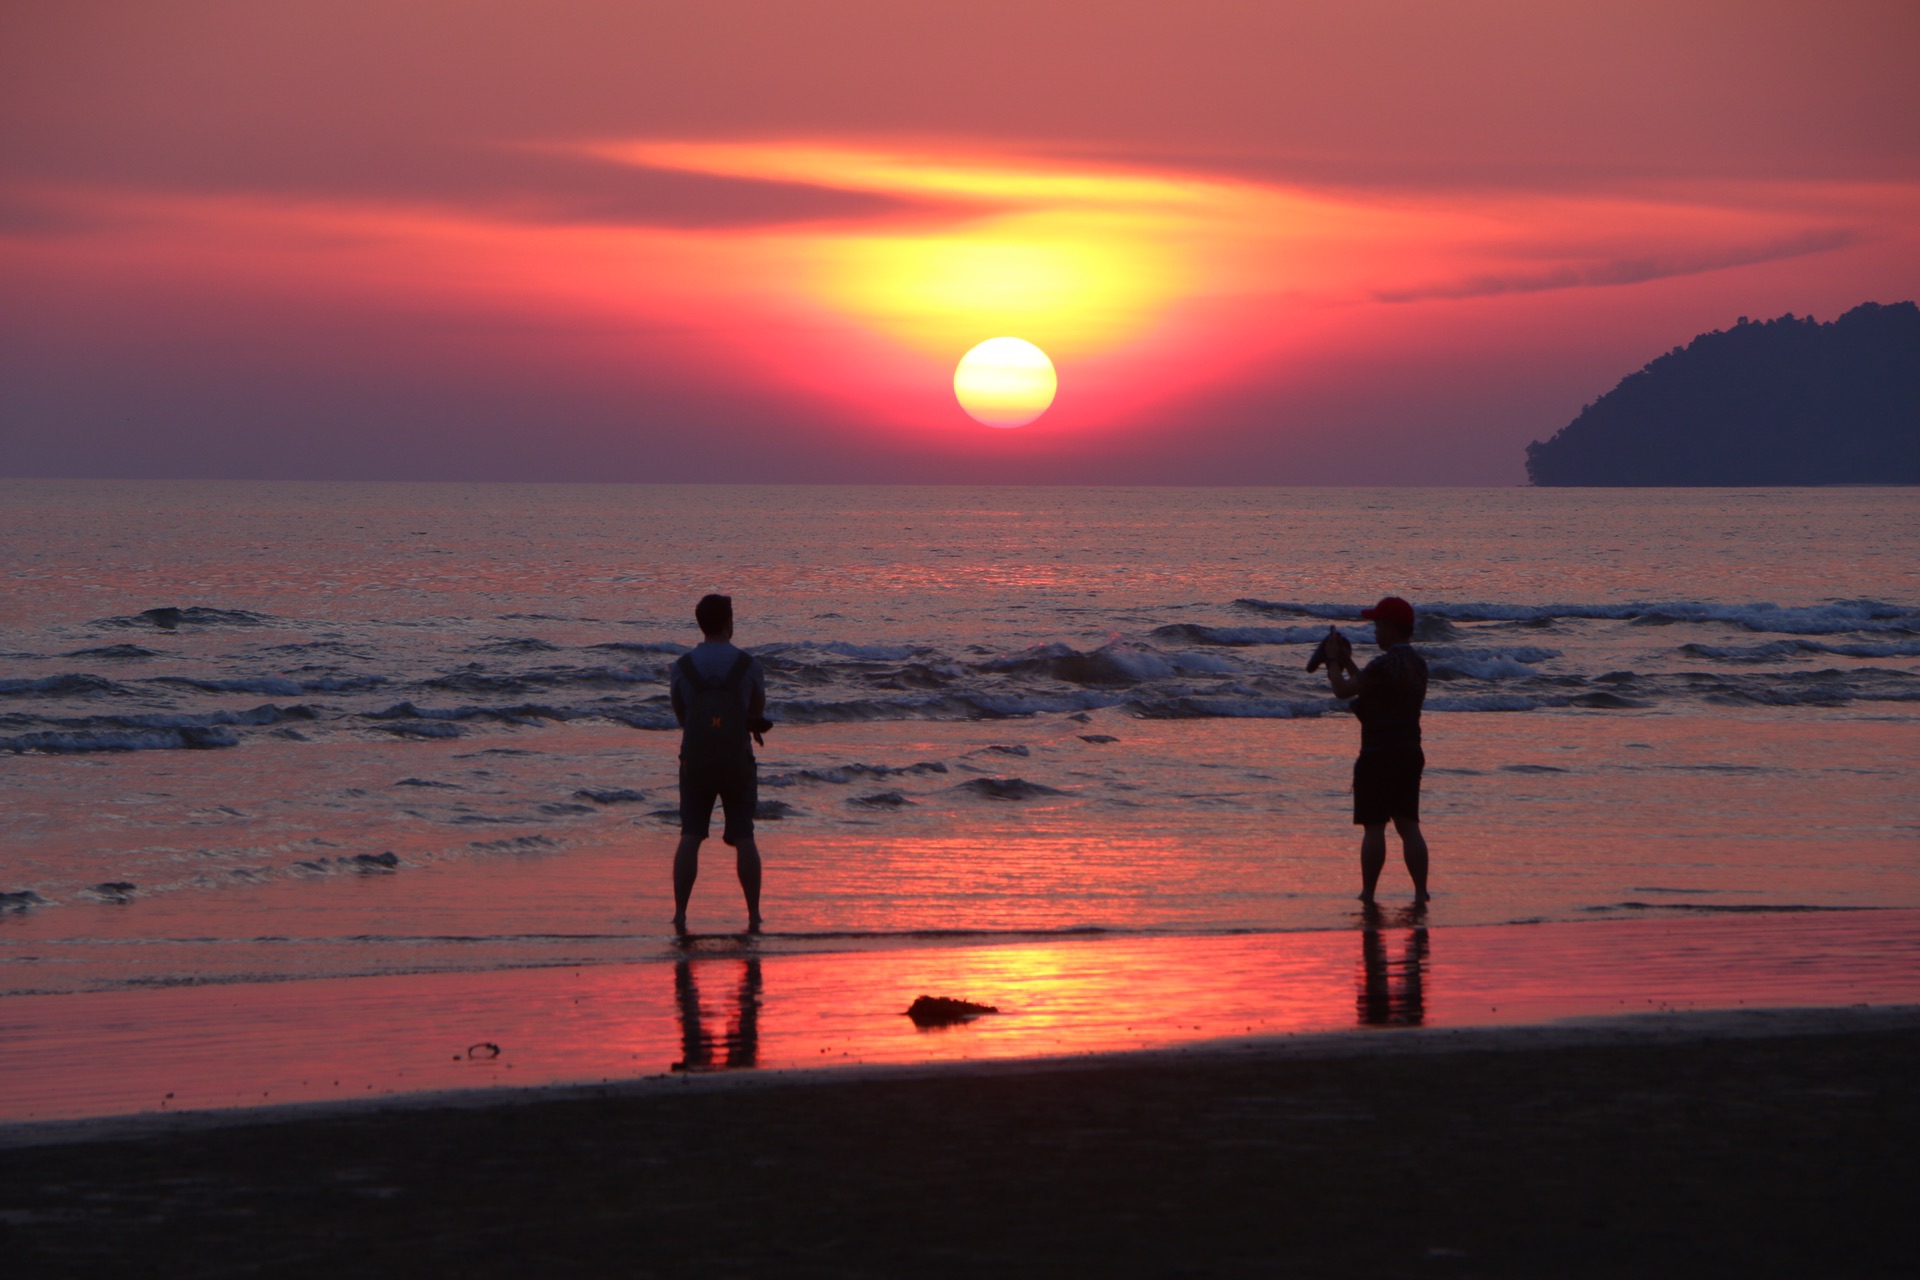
[672,958,762,1071]
[1319,596,1431,905]
[1358,915,1428,1027]
[669,594,771,935]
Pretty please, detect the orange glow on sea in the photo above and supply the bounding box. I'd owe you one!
[6,910,1918,1123]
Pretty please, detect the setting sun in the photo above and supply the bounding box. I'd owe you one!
[953,337,1058,427]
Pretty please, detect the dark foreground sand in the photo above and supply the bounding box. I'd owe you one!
[4,1009,1916,1279]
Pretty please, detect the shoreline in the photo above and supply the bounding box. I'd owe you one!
[5,1003,1916,1276]
[6,907,1920,1127]
[5,1000,1916,1152]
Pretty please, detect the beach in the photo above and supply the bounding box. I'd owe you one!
[10,2,1920,1270]
[6,1005,1917,1277]
[5,908,1920,1275]
[3,481,1917,1272]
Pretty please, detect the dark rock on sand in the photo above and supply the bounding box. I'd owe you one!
[1078,734,1120,744]
[848,791,913,809]
[956,777,1063,801]
[351,852,400,872]
[0,890,48,912]
[96,606,269,630]
[906,996,1000,1026]
[574,788,646,804]
[64,644,160,660]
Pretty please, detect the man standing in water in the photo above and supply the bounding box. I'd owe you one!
[1320,596,1430,905]
[669,594,769,934]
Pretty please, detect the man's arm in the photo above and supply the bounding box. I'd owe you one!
[669,665,686,728]
[748,660,770,745]
[1322,629,1363,698]
[1326,656,1363,699]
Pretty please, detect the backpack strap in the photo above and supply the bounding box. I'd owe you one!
[676,651,753,692]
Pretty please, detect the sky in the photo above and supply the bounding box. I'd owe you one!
[3,0,1918,485]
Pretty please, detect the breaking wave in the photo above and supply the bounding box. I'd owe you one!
[2,595,1913,756]
[1237,597,1920,635]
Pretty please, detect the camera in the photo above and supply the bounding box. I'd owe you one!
[1306,631,1333,672]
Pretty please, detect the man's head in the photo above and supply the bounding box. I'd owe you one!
[695,593,734,640]
[1361,596,1415,647]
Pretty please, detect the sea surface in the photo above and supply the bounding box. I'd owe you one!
[2,481,1917,1007]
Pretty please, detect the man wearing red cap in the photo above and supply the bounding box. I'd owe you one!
[1320,597,1430,906]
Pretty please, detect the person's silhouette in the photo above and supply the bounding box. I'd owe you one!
[672,957,762,1071]
[1320,596,1431,905]
[669,593,771,934]
[1357,910,1428,1027]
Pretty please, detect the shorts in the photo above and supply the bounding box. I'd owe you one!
[680,754,757,844]
[1353,749,1424,827]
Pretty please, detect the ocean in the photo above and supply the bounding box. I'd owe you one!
[3,480,1918,1116]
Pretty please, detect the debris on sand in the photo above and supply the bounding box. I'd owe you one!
[955,777,1062,801]
[574,787,646,804]
[847,791,913,809]
[905,996,1000,1026]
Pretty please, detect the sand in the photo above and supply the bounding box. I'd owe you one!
[4,1006,1917,1278]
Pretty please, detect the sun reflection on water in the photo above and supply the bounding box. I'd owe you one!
[6,910,1920,1122]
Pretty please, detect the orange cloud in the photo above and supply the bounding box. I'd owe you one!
[5,142,1915,449]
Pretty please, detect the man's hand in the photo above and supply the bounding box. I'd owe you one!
[1323,627,1362,697]
[1323,627,1353,670]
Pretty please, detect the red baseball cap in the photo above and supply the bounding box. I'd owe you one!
[1361,596,1415,631]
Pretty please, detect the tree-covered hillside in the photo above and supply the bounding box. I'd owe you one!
[1526,302,1920,485]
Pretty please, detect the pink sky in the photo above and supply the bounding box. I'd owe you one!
[3,0,1917,483]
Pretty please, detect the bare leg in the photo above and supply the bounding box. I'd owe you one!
[1359,823,1387,903]
[672,832,702,931]
[734,835,763,931]
[1394,816,1429,902]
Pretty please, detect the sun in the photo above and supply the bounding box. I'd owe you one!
[954,337,1057,427]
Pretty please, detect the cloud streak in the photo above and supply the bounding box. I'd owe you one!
[1374,229,1862,304]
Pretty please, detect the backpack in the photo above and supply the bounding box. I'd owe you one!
[677,651,754,767]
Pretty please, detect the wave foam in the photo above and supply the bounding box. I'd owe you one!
[0,673,132,698]
[1236,597,1920,636]
[94,606,271,630]
[0,726,240,752]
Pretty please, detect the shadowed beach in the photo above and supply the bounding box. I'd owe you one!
[5,1008,1916,1277]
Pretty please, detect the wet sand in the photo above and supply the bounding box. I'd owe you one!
[11,909,1920,1124]
[5,1006,1917,1278]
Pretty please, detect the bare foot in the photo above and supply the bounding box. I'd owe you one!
[671,915,688,937]
[747,915,763,935]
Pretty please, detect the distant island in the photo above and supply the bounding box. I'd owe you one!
[1526,301,1920,485]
